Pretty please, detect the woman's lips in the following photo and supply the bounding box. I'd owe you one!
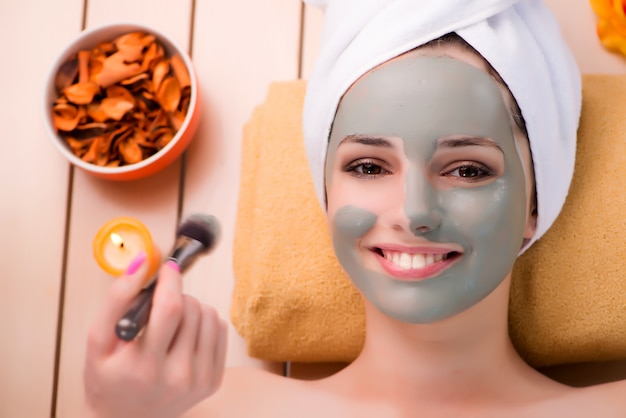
[373,247,462,280]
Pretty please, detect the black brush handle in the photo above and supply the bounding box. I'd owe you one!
[114,213,221,342]
[115,278,157,341]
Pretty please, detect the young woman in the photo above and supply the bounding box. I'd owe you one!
[82,1,626,417]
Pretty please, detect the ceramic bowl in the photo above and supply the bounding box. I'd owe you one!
[43,23,200,180]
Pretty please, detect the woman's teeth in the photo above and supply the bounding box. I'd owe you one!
[383,251,446,270]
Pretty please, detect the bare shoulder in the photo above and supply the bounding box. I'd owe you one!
[547,380,626,417]
[580,379,626,406]
[184,366,316,417]
[184,369,626,417]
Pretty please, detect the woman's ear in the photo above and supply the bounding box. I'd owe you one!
[521,199,538,249]
[524,205,538,239]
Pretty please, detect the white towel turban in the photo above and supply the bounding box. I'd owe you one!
[302,0,582,251]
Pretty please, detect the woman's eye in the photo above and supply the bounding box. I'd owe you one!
[345,159,390,178]
[444,163,493,181]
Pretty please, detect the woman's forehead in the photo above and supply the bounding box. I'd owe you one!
[332,54,513,148]
[342,42,490,97]
[391,42,488,72]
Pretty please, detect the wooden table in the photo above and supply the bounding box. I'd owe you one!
[1,1,622,417]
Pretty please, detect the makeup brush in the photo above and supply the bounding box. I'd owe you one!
[115,213,221,341]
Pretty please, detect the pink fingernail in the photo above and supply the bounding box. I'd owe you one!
[125,251,147,275]
[165,260,180,272]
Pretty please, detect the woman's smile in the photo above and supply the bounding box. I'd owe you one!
[370,244,463,280]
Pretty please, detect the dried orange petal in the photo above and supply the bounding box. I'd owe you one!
[64,81,100,105]
[94,53,143,88]
[101,97,134,121]
[141,41,165,72]
[96,131,117,165]
[149,109,169,130]
[66,137,94,152]
[52,103,82,131]
[167,111,186,132]
[179,88,191,113]
[96,41,117,55]
[81,136,102,163]
[120,73,150,91]
[55,56,79,93]
[86,103,108,123]
[148,125,171,141]
[109,126,133,157]
[106,85,135,102]
[88,55,104,83]
[132,131,156,148]
[170,55,191,89]
[113,32,148,62]
[118,137,143,164]
[136,90,160,113]
[157,76,181,112]
[78,50,91,83]
[71,122,108,139]
[156,131,174,149]
[152,60,170,93]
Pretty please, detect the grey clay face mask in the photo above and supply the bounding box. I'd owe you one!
[325,54,529,323]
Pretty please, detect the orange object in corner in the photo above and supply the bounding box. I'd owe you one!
[589,0,626,57]
[93,217,160,278]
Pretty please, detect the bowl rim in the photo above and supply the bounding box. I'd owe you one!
[43,21,199,176]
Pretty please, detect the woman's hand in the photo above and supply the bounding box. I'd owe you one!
[82,252,228,418]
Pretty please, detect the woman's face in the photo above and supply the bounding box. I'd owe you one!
[325,45,537,323]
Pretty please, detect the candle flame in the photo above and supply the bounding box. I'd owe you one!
[110,232,125,249]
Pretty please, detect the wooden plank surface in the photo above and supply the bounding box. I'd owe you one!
[543,0,626,74]
[181,0,303,371]
[54,1,193,417]
[181,1,306,414]
[0,1,83,416]
[1,1,624,417]
[300,2,323,80]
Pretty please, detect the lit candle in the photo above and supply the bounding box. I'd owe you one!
[93,216,160,277]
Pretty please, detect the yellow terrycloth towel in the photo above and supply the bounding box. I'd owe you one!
[231,75,626,367]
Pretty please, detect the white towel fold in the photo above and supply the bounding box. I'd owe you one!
[302,0,582,251]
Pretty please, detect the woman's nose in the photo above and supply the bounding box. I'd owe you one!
[403,168,442,235]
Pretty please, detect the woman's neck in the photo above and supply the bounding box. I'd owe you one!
[331,276,560,406]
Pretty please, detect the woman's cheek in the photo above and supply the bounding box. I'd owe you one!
[340,180,396,215]
[444,182,526,247]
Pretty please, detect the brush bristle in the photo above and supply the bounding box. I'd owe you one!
[177,214,220,250]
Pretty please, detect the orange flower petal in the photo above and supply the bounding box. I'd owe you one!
[167,111,186,132]
[63,81,100,105]
[65,136,94,152]
[152,60,170,93]
[94,53,143,88]
[106,85,136,104]
[591,0,626,57]
[101,97,135,121]
[141,41,165,72]
[118,138,143,164]
[52,103,82,131]
[81,136,102,163]
[156,131,174,149]
[114,31,148,62]
[55,56,79,93]
[171,55,191,89]
[157,76,181,112]
[86,103,109,123]
[78,50,91,83]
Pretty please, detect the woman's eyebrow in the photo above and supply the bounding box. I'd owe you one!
[339,134,394,147]
[438,137,503,153]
